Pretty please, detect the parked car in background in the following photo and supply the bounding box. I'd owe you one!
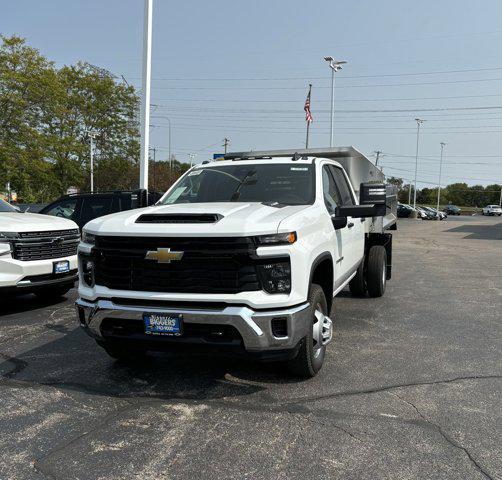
[39,190,161,230]
[0,198,79,298]
[415,206,434,220]
[397,203,414,218]
[398,203,425,219]
[444,204,461,215]
[421,206,446,220]
[482,205,502,216]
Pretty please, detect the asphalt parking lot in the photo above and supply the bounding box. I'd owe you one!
[0,216,501,480]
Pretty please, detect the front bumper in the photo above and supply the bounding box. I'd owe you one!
[0,254,78,288]
[75,297,311,353]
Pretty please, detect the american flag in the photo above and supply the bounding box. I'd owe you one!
[304,85,313,123]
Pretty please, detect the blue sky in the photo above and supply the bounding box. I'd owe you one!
[3,0,502,187]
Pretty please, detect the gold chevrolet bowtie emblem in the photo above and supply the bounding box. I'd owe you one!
[145,248,184,264]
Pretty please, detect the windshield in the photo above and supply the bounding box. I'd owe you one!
[0,199,18,213]
[160,163,315,206]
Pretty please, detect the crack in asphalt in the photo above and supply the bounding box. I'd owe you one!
[286,374,502,405]
[392,392,494,480]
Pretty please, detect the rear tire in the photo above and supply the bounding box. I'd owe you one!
[288,284,329,378]
[349,260,366,296]
[366,246,387,298]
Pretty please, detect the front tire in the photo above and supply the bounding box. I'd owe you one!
[288,284,331,378]
[366,246,387,298]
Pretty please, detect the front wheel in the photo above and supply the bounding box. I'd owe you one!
[366,245,387,298]
[287,284,332,378]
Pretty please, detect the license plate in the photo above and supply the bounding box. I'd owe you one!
[143,313,183,336]
[53,260,70,274]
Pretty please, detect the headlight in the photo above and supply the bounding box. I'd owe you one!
[256,232,296,246]
[82,231,95,245]
[0,232,19,242]
[257,260,291,294]
[80,254,95,287]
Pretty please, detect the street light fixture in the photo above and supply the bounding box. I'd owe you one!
[413,118,425,210]
[324,56,346,147]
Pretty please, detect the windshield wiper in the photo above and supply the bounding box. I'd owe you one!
[230,170,257,201]
[261,201,287,208]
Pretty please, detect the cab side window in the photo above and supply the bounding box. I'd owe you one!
[329,166,355,206]
[322,166,342,213]
[44,199,77,220]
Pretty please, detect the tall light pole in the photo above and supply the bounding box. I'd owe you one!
[139,0,153,191]
[324,56,346,147]
[87,130,98,193]
[188,153,197,167]
[436,142,446,219]
[413,118,425,210]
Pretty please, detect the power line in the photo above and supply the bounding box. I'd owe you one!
[151,93,502,104]
[131,66,502,82]
[149,77,502,90]
[153,105,502,114]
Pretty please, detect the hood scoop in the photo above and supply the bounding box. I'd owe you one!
[136,213,222,224]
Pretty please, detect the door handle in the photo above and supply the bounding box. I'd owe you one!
[347,222,355,228]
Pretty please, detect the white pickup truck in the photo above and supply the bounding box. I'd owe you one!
[76,147,396,377]
[0,199,79,297]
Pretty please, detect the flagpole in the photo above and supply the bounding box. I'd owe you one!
[305,84,312,148]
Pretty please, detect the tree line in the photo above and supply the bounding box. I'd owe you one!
[0,35,188,203]
[387,177,501,207]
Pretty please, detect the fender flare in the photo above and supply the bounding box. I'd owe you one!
[308,252,334,311]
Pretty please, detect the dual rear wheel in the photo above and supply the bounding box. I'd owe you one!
[349,245,387,298]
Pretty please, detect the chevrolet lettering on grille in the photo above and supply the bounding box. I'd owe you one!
[144,248,184,264]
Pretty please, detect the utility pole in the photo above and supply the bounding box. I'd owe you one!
[139,0,153,191]
[374,150,382,166]
[87,130,98,193]
[499,185,502,207]
[413,118,425,210]
[149,147,156,192]
[436,142,446,219]
[223,138,230,154]
[408,183,412,205]
[324,56,346,147]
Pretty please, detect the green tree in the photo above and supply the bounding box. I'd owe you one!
[0,35,140,202]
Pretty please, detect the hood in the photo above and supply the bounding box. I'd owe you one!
[0,212,79,233]
[84,202,311,237]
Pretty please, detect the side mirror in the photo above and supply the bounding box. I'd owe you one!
[331,214,347,230]
[336,204,377,218]
[360,182,387,216]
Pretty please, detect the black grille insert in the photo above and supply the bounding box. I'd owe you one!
[93,236,262,294]
[100,318,243,344]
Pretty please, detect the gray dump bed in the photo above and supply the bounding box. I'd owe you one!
[224,147,397,233]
